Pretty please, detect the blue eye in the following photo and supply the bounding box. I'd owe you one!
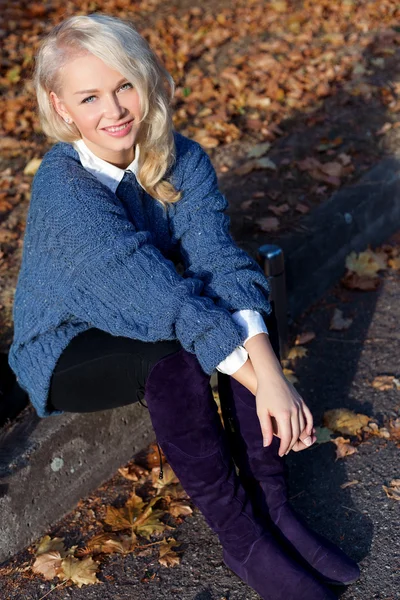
[120,82,133,91]
[82,95,96,104]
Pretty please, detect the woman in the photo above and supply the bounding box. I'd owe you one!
[8,13,359,599]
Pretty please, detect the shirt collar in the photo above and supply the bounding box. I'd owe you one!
[72,139,141,194]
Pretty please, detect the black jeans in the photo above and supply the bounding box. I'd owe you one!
[47,328,183,413]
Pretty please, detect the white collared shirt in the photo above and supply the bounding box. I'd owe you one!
[72,138,269,375]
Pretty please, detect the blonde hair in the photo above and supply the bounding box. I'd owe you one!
[33,13,181,204]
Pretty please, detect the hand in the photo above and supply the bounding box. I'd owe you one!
[255,373,316,457]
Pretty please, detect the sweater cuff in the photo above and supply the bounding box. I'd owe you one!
[216,345,249,375]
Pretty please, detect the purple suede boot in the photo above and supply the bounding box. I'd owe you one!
[217,371,360,587]
[143,348,337,600]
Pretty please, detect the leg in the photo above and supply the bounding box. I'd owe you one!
[143,347,336,600]
[218,362,360,586]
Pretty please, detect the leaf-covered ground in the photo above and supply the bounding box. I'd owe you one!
[1,0,400,352]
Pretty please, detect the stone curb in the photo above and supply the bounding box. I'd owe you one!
[1,156,399,564]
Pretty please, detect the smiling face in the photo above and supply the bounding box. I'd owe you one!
[50,52,142,168]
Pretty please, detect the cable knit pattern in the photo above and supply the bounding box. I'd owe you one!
[8,132,271,418]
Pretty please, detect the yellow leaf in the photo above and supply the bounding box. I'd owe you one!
[282,368,298,384]
[59,556,100,588]
[152,464,179,492]
[35,535,66,557]
[345,249,387,277]
[32,551,63,580]
[331,437,358,460]
[371,375,397,391]
[81,533,128,556]
[23,158,42,176]
[135,509,173,540]
[287,346,308,360]
[323,408,370,436]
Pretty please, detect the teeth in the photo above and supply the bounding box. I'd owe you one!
[105,122,130,132]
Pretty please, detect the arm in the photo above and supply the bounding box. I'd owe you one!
[33,159,246,375]
[242,333,316,456]
[169,135,272,320]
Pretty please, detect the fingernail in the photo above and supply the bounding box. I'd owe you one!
[304,436,312,446]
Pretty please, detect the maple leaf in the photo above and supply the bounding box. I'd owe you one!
[332,437,358,460]
[151,464,180,493]
[135,509,173,540]
[323,408,370,436]
[118,464,149,482]
[287,346,308,360]
[158,538,181,567]
[59,556,100,588]
[35,535,66,557]
[77,533,128,557]
[345,249,387,277]
[32,551,63,580]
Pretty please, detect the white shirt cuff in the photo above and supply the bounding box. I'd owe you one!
[231,309,269,345]
[216,345,249,375]
[215,310,269,375]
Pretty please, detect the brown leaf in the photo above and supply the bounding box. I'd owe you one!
[332,437,358,460]
[255,217,280,232]
[135,509,173,540]
[341,271,380,291]
[382,480,400,501]
[323,409,370,436]
[268,203,290,216]
[78,533,128,557]
[340,480,359,489]
[158,538,181,567]
[59,556,100,588]
[118,464,149,482]
[151,464,180,492]
[371,375,397,391]
[32,551,63,580]
[295,331,316,345]
[169,501,193,517]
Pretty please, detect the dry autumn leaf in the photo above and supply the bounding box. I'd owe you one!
[345,249,387,277]
[32,551,63,580]
[59,556,101,588]
[151,464,180,492]
[158,538,181,567]
[23,157,42,176]
[332,437,358,460]
[169,501,193,517]
[283,368,298,384]
[371,375,398,391]
[382,480,400,501]
[35,535,66,557]
[287,346,308,360]
[323,408,370,436]
[255,217,280,232]
[295,331,316,345]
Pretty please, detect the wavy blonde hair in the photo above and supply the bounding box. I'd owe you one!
[33,13,181,204]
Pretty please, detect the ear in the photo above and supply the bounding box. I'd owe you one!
[49,91,71,123]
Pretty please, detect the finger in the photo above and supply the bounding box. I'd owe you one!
[286,414,300,455]
[292,434,317,452]
[301,402,314,436]
[258,412,274,448]
[298,411,306,438]
[277,414,292,457]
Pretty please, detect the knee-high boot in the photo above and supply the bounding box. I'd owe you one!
[217,371,360,587]
[143,348,337,600]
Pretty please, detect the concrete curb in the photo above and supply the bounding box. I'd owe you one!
[1,156,399,564]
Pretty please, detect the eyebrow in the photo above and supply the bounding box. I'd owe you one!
[73,78,128,95]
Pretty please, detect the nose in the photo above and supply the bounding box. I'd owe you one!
[103,93,126,121]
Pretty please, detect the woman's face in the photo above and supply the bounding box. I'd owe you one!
[50,53,142,168]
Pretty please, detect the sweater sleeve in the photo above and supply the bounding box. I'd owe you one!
[169,136,273,320]
[34,161,246,375]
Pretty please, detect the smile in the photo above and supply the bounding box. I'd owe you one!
[102,120,133,133]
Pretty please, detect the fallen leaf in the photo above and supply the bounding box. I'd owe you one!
[283,368,298,384]
[332,437,358,460]
[168,501,193,517]
[287,346,308,360]
[35,536,66,557]
[135,509,173,540]
[32,551,63,580]
[345,249,387,277]
[59,556,100,588]
[340,480,359,489]
[158,538,181,567]
[247,142,271,158]
[313,426,333,444]
[151,464,180,492]
[329,308,353,331]
[255,216,280,232]
[323,409,370,436]
[269,203,290,216]
[341,271,380,291]
[295,331,316,345]
[118,464,149,482]
[23,158,42,176]
[382,480,400,501]
[371,375,398,391]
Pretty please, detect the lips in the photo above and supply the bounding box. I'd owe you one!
[102,119,133,132]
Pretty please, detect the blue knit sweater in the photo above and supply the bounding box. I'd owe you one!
[8,132,272,417]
